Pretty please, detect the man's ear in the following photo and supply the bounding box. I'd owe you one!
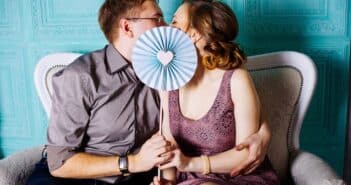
[119,18,134,38]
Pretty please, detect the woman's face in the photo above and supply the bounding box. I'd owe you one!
[170,4,190,32]
[171,3,207,56]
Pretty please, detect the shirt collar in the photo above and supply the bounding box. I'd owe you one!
[106,44,130,73]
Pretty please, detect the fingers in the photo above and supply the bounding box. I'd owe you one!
[147,139,174,164]
[153,176,161,185]
[243,162,258,175]
[231,133,268,176]
[155,144,174,155]
[148,136,174,150]
[155,151,174,166]
[145,136,173,154]
[159,160,175,170]
[152,176,174,185]
[243,157,264,175]
[230,157,255,177]
[235,141,250,151]
[148,135,167,146]
[158,149,180,169]
[235,133,261,151]
[235,143,248,151]
[231,153,263,176]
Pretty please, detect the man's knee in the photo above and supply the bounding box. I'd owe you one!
[26,158,58,185]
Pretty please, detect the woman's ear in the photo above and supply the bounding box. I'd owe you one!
[188,28,202,44]
[119,18,134,38]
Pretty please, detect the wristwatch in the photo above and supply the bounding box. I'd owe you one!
[118,155,129,175]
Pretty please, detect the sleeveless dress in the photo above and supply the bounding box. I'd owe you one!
[168,70,280,185]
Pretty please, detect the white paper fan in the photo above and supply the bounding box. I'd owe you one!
[132,26,197,91]
[132,26,198,180]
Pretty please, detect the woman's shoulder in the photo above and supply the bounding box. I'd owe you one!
[229,67,258,102]
[230,67,251,83]
[229,67,257,94]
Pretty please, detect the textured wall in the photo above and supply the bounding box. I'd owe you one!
[229,0,350,175]
[0,0,349,175]
[0,0,106,159]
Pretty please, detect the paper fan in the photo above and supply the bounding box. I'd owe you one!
[132,26,197,91]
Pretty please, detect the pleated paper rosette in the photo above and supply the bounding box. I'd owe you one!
[132,26,197,91]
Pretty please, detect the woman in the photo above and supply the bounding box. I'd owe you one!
[154,0,280,185]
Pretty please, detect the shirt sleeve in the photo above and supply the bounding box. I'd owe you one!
[46,66,92,172]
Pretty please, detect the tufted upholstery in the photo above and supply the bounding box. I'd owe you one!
[245,51,344,184]
[33,53,82,117]
[0,51,345,185]
[246,53,307,181]
[250,68,301,181]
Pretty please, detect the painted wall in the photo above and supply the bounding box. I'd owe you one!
[0,0,349,175]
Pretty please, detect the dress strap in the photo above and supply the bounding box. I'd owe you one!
[218,70,235,103]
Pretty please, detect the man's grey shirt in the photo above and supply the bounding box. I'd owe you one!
[46,44,160,183]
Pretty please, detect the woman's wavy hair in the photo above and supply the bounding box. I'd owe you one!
[183,0,246,70]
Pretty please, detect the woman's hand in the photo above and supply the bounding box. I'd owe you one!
[129,133,174,173]
[159,148,191,172]
[150,176,174,185]
[230,132,267,176]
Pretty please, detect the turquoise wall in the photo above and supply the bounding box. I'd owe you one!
[0,0,349,175]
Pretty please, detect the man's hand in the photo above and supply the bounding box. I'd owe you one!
[230,132,268,176]
[129,133,174,173]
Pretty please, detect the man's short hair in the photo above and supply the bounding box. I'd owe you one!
[98,0,156,43]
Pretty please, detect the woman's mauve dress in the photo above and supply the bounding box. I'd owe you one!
[168,70,280,185]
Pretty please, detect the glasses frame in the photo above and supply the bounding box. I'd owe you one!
[125,17,164,24]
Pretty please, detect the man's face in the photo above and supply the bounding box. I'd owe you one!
[130,0,166,39]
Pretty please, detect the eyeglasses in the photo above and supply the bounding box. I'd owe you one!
[125,17,165,24]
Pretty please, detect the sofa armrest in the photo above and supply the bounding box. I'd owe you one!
[290,150,345,185]
[0,146,43,185]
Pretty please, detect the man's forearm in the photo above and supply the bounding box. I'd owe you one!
[50,153,121,179]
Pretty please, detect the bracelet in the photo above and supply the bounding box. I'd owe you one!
[201,155,210,175]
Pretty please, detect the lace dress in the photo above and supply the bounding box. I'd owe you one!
[168,70,280,185]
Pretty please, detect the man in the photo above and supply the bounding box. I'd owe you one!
[27,1,171,185]
[26,0,271,185]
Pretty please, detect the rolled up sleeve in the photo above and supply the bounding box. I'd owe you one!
[46,66,92,172]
